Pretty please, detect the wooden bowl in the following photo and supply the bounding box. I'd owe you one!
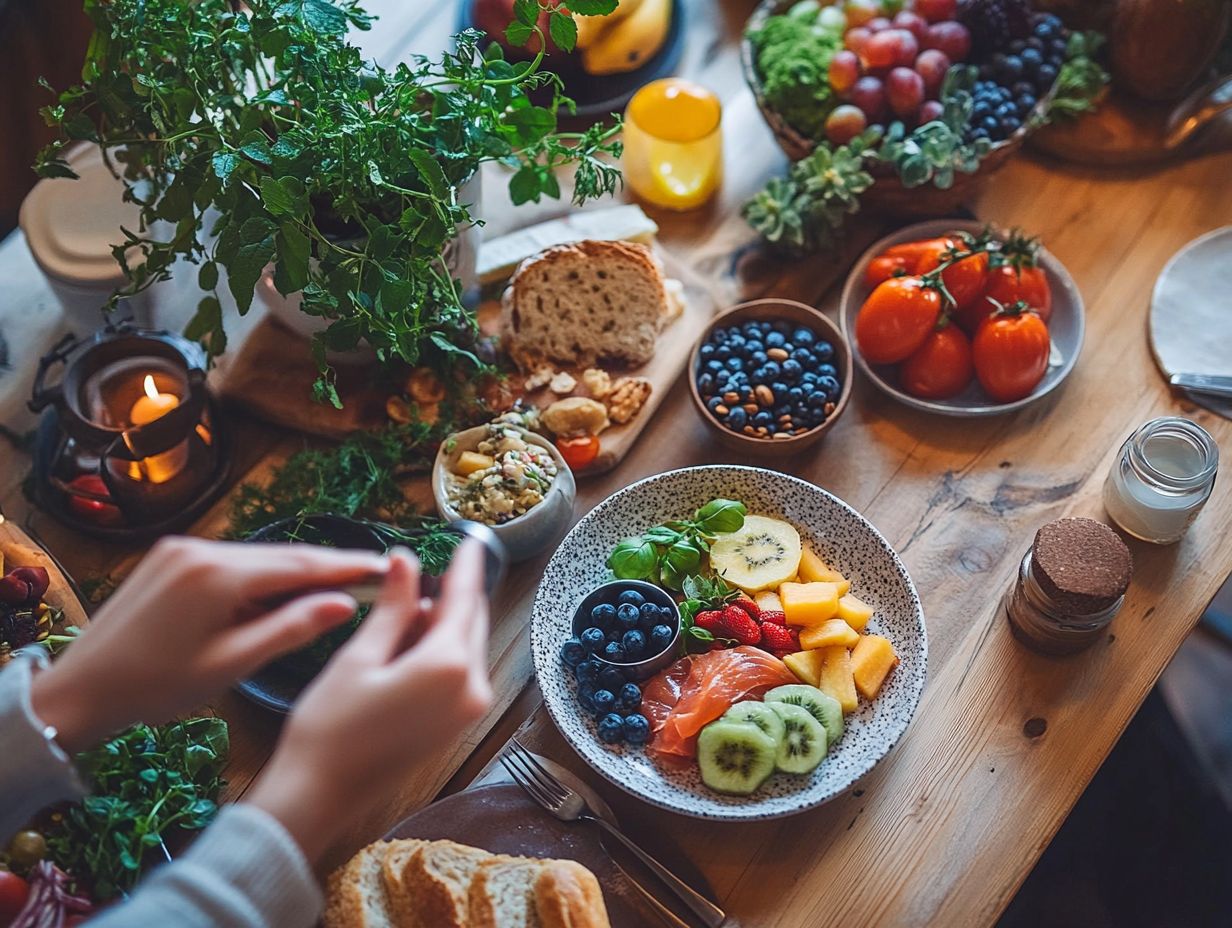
[688,299,853,456]
[741,0,1045,216]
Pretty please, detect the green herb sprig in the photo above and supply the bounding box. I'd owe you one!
[607,499,747,591]
[676,574,740,653]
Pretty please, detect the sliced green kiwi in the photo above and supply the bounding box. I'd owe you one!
[764,684,844,748]
[722,701,787,744]
[767,702,827,775]
[696,720,778,796]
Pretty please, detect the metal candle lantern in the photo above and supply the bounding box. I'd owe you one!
[29,324,231,539]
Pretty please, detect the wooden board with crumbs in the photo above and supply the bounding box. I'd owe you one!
[210,244,723,476]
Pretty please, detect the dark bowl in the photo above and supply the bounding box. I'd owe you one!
[688,299,853,456]
[571,579,681,682]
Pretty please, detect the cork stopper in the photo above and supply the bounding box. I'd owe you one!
[1031,517,1132,616]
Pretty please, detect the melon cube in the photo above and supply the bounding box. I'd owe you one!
[455,451,494,476]
[836,594,874,632]
[799,619,860,650]
[817,646,858,714]
[779,581,840,626]
[798,547,845,584]
[754,590,783,613]
[834,577,851,597]
[782,649,826,687]
[851,635,898,700]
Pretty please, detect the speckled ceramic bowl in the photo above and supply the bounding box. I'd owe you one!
[530,465,927,821]
[433,425,576,562]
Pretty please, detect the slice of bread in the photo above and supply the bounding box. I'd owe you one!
[380,839,429,927]
[323,840,397,928]
[501,240,669,371]
[401,840,494,928]
[534,860,611,928]
[468,856,545,928]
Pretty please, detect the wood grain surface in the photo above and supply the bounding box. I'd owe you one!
[1,1,1231,926]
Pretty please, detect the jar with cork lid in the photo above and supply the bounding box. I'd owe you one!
[1004,517,1133,655]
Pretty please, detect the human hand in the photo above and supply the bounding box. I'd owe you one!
[30,537,387,753]
[246,540,493,864]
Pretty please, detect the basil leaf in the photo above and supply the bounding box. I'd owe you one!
[643,526,682,546]
[607,537,657,580]
[665,539,702,575]
[696,498,747,534]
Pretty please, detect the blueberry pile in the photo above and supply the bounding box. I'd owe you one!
[963,14,1068,144]
[696,319,841,439]
[560,587,675,746]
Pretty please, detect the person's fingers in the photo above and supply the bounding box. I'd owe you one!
[225,543,389,599]
[397,542,488,667]
[439,537,486,601]
[210,591,358,677]
[345,550,422,661]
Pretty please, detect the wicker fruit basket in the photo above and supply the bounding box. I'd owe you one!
[741,0,1048,216]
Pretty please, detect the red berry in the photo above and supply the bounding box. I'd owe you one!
[866,16,892,32]
[924,21,970,61]
[892,10,929,43]
[844,26,872,56]
[760,623,799,653]
[887,67,925,117]
[915,0,957,23]
[825,104,868,145]
[717,605,762,646]
[829,49,861,94]
[919,99,945,123]
[694,609,723,632]
[732,597,762,620]
[850,76,887,122]
[759,610,787,626]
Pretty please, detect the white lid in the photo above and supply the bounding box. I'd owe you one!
[19,143,145,286]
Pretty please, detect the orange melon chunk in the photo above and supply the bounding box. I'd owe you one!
[779,581,840,626]
[782,649,825,687]
[799,619,860,650]
[817,646,858,714]
[850,635,899,700]
[836,594,874,632]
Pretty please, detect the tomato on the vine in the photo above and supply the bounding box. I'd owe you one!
[864,254,911,289]
[855,276,943,365]
[984,263,1052,324]
[880,236,956,266]
[900,324,973,399]
[972,305,1050,402]
[0,870,30,922]
[556,435,600,470]
[916,242,989,314]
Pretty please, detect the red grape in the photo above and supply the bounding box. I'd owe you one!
[892,10,929,44]
[866,16,892,32]
[828,50,862,94]
[915,0,958,22]
[844,0,880,27]
[886,67,925,117]
[844,26,872,56]
[914,48,951,97]
[825,104,868,145]
[865,28,918,69]
[850,76,887,123]
[924,21,971,61]
[919,99,945,123]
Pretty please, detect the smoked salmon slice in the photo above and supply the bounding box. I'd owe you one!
[642,646,796,759]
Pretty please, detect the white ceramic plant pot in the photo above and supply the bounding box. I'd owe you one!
[258,171,483,356]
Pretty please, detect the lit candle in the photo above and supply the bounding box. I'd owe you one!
[124,374,187,484]
[130,374,179,425]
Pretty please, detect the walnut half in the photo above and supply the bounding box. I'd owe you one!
[606,377,652,424]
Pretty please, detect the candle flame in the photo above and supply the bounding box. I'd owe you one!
[143,374,160,401]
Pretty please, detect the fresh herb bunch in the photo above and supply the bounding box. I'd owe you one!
[36,0,622,406]
[607,499,747,591]
[1044,31,1108,119]
[748,12,844,141]
[676,574,739,653]
[45,717,229,900]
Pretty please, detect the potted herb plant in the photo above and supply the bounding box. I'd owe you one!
[36,0,621,405]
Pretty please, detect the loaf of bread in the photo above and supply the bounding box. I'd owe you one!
[501,240,671,371]
[324,838,611,928]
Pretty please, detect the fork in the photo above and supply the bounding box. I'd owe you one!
[500,739,727,928]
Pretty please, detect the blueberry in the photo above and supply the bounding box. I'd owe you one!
[791,348,814,366]
[761,360,782,380]
[792,327,815,347]
[560,638,586,667]
[622,629,646,657]
[598,713,626,744]
[714,344,731,362]
[1017,94,1037,115]
[575,659,600,684]
[808,390,828,409]
[780,342,795,355]
[739,321,759,339]
[817,363,837,379]
[725,407,748,430]
[787,385,805,402]
[750,350,768,366]
[649,623,674,652]
[745,339,764,354]
[577,683,597,712]
[615,682,642,712]
[1036,63,1058,90]
[765,331,786,349]
[1000,116,1020,135]
[580,627,606,654]
[710,329,727,344]
[724,357,743,372]
[597,665,626,692]
[706,396,724,416]
[618,589,645,607]
[705,359,724,375]
[774,403,793,418]
[817,375,840,400]
[753,411,774,428]
[814,341,834,362]
[781,359,803,382]
[995,102,1016,119]
[612,602,637,627]
[623,713,651,745]
[1021,47,1042,72]
[592,601,617,624]
[971,126,990,140]
[728,333,746,349]
[697,373,715,396]
[603,641,626,662]
[715,369,731,385]
[699,343,715,360]
[591,688,616,716]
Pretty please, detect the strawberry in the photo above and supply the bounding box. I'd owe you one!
[760,623,799,653]
[759,610,787,626]
[693,609,723,633]
[732,596,762,620]
[716,604,762,646]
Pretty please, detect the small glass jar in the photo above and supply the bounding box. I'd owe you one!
[1103,416,1218,544]
[622,79,723,211]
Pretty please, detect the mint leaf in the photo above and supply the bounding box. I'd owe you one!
[513,0,538,26]
[505,20,534,46]
[507,105,556,146]
[227,218,277,313]
[407,149,449,200]
[197,261,219,291]
[549,11,577,52]
[508,165,542,205]
[274,222,311,293]
[211,152,240,185]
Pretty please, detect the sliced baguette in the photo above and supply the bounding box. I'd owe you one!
[534,860,611,928]
[379,839,429,927]
[323,841,397,928]
[468,856,546,928]
[501,240,669,371]
[401,840,494,928]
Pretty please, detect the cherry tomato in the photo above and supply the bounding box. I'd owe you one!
[855,276,943,365]
[900,324,974,399]
[879,236,956,266]
[64,475,123,527]
[916,242,989,315]
[984,263,1053,324]
[972,307,1051,402]
[0,870,30,923]
[556,435,600,471]
[864,255,911,288]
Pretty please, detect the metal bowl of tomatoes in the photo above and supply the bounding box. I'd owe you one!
[839,219,1084,417]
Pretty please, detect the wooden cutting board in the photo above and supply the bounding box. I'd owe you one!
[211,246,723,475]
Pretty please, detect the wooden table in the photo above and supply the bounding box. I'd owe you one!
[3,2,1232,925]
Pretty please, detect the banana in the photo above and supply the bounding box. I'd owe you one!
[580,0,671,76]
[572,0,645,50]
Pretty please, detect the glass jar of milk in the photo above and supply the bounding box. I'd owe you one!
[1103,417,1218,544]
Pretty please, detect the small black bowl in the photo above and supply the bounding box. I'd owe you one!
[571,579,681,682]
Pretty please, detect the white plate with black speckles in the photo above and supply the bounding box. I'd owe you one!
[529,465,928,821]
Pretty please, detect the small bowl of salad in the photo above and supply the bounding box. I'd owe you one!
[433,421,577,562]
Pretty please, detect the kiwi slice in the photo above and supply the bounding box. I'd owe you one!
[764,684,844,748]
[696,720,778,796]
[767,702,827,775]
[723,701,787,744]
[708,515,803,592]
